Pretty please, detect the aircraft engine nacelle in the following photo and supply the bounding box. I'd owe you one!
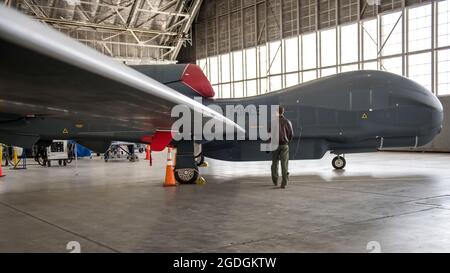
[131,64,215,99]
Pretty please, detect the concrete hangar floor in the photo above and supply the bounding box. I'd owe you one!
[0,150,450,253]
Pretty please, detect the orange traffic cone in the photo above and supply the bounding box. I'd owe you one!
[163,147,176,187]
[0,146,5,177]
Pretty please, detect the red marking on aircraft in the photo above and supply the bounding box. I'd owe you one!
[181,64,215,98]
[141,131,173,151]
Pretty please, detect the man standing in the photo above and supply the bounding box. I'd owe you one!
[271,106,294,189]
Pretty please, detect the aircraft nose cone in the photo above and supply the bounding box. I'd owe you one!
[431,96,444,133]
[420,91,444,139]
[431,92,444,113]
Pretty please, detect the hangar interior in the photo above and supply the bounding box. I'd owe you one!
[1,0,450,253]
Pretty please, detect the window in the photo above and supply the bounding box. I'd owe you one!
[302,70,317,82]
[438,49,450,95]
[381,56,403,76]
[408,4,432,52]
[197,1,443,98]
[284,37,299,73]
[321,28,337,67]
[269,75,283,91]
[259,45,267,78]
[220,54,230,83]
[321,67,337,77]
[341,23,358,64]
[269,41,282,75]
[381,11,403,56]
[234,82,244,98]
[285,73,299,87]
[221,83,231,98]
[341,64,358,73]
[408,52,432,91]
[197,59,208,78]
[233,51,243,81]
[209,56,219,84]
[302,33,317,70]
[363,61,378,70]
[245,48,257,80]
[259,77,268,93]
[247,80,257,97]
[362,19,378,61]
[438,0,450,47]
[212,85,219,98]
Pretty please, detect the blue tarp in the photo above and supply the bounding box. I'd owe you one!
[68,140,92,158]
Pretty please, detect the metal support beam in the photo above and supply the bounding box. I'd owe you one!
[32,16,179,36]
[169,0,203,60]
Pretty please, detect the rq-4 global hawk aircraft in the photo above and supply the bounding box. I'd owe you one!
[0,5,444,184]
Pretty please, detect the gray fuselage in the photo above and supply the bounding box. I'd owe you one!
[201,70,443,161]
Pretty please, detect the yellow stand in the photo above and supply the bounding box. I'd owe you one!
[12,147,18,167]
[196,176,206,185]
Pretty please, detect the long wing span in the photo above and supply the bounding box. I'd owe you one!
[0,5,244,133]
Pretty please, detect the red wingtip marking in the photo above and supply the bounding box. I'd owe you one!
[181,64,215,98]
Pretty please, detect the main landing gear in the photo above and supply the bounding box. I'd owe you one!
[332,155,346,170]
[174,167,199,184]
[195,153,205,166]
[173,142,200,184]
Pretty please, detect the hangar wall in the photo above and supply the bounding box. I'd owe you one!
[180,0,450,152]
[187,0,450,99]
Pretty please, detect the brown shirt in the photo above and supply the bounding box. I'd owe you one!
[278,115,294,145]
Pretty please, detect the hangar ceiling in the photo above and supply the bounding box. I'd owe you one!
[2,0,203,64]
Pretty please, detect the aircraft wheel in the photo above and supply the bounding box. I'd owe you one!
[332,156,346,170]
[174,168,199,184]
[194,153,205,167]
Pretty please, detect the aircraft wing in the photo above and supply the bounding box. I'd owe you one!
[0,5,243,137]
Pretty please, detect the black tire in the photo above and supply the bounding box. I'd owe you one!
[174,168,199,184]
[63,160,67,166]
[195,153,205,166]
[47,160,51,167]
[58,160,62,166]
[332,156,346,170]
[36,157,45,166]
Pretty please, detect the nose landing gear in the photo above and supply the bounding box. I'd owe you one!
[173,142,201,185]
[332,155,346,170]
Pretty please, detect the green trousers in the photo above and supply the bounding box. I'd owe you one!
[271,145,289,187]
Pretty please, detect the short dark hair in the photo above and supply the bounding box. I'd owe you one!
[279,105,285,115]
